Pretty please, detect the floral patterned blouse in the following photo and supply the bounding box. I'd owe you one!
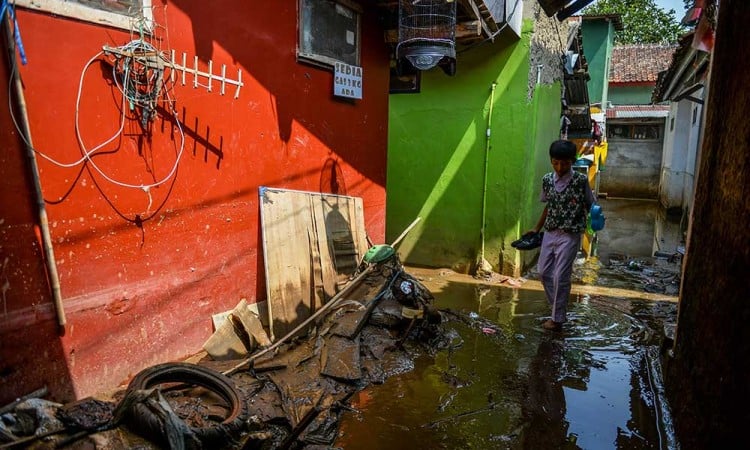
[541,170,591,234]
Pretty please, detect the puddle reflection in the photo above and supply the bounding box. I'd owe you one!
[336,282,677,449]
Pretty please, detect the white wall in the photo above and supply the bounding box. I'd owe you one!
[683,97,703,213]
[658,89,704,212]
[601,120,666,199]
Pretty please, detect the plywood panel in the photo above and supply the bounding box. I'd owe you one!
[313,194,368,286]
[259,187,369,340]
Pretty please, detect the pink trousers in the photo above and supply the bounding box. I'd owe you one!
[537,229,581,323]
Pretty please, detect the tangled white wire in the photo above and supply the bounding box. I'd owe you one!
[7,39,185,192]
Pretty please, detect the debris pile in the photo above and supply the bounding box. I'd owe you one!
[588,253,682,295]
[0,254,452,449]
[522,251,683,296]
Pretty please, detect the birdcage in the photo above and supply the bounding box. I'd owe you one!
[397,0,457,74]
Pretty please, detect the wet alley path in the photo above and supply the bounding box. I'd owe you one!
[336,199,682,449]
[595,198,685,263]
[572,198,683,296]
[336,271,678,449]
[0,199,682,449]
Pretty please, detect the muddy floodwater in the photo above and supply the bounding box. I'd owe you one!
[336,279,677,449]
[0,199,682,449]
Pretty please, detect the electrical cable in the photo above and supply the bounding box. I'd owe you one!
[79,60,185,192]
[74,51,127,167]
[6,37,186,193]
[457,0,522,54]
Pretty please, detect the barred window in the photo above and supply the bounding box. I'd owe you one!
[299,0,361,67]
[608,124,660,140]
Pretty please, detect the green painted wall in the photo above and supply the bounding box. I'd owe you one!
[582,19,616,108]
[386,21,561,275]
[609,85,654,105]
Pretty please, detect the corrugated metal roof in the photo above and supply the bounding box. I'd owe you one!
[606,105,670,119]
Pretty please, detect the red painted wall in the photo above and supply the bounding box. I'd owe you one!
[0,0,388,403]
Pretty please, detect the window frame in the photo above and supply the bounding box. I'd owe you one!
[607,122,661,141]
[298,0,362,69]
[14,0,153,32]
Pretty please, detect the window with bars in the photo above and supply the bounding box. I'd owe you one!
[298,0,361,67]
[608,123,660,140]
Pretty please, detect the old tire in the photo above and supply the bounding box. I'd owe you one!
[124,362,247,447]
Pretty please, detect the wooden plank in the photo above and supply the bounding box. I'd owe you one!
[203,299,271,360]
[212,299,269,330]
[332,308,368,339]
[232,300,272,348]
[320,334,362,382]
[351,198,369,261]
[307,227,326,314]
[463,0,493,37]
[310,196,338,308]
[384,20,481,43]
[321,197,362,285]
[313,194,369,288]
[260,188,313,340]
[202,319,247,361]
[260,187,369,341]
[537,0,570,17]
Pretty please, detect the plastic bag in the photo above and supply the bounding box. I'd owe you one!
[589,204,605,232]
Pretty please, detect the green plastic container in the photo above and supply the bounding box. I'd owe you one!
[363,244,395,263]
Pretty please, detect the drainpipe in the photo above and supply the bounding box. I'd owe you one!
[477,82,497,270]
[3,12,66,328]
[536,64,543,85]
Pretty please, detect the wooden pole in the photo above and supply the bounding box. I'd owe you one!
[224,216,422,376]
[3,12,65,328]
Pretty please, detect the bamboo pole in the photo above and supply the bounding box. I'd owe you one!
[223,216,422,376]
[391,216,421,248]
[3,11,65,328]
[223,265,374,375]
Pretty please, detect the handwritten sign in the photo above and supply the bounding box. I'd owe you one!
[334,62,363,99]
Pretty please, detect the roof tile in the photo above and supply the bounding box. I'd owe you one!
[609,44,677,83]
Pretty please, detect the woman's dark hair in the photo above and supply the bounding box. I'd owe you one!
[549,140,577,161]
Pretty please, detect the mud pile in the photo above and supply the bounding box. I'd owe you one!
[0,256,453,449]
